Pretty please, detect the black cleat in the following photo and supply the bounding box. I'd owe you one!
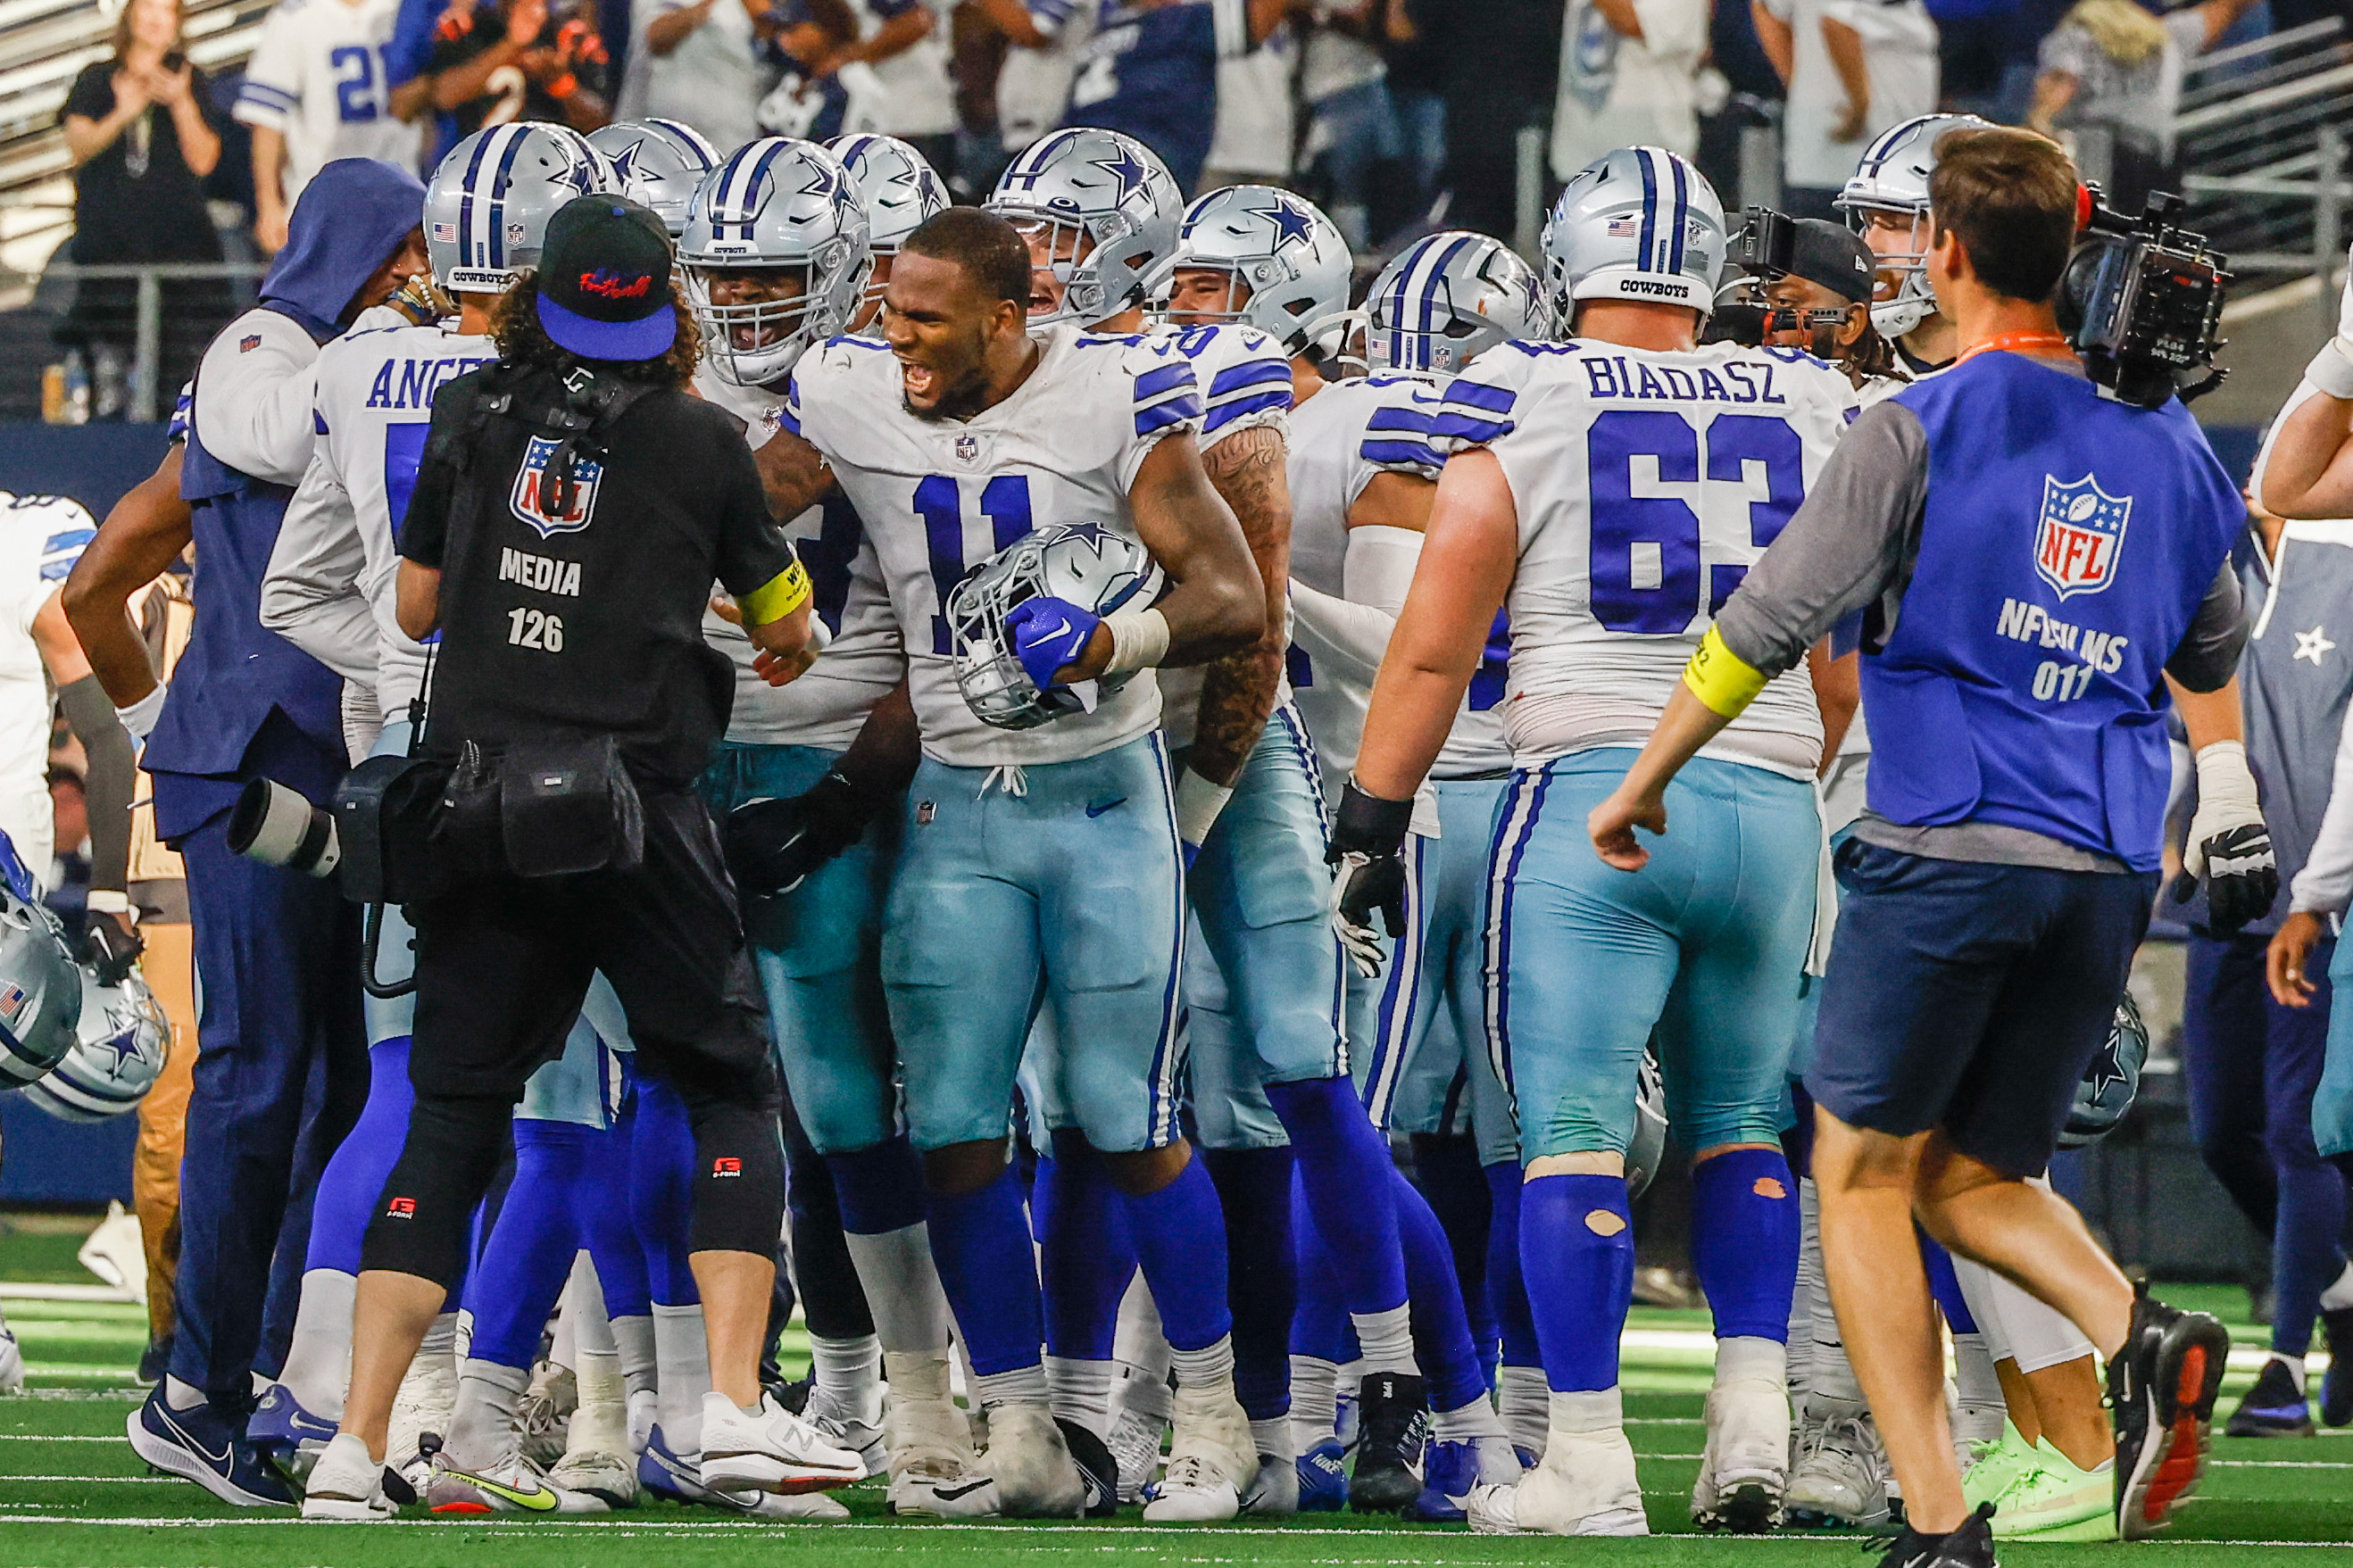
[2108,1283,2229,1540]
[1059,1418,1121,1518]
[1871,1501,1997,1568]
[1348,1372,1428,1513]
[2321,1307,2353,1429]
[2224,1357,2314,1438]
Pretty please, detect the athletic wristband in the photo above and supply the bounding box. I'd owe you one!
[1330,776,1416,860]
[1681,626,1768,720]
[1173,767,1234,848]
[2307,337,2353,401]
[738,559,811,625]
[114,682,168,740]
[1102,607,1171,676]
[86,891,131,917]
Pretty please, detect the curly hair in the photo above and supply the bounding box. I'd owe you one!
[487,270,701,386]
[1837,318,1900,389]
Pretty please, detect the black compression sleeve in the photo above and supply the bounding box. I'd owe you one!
[57,675,133,898]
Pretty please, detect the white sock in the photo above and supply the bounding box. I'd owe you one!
[1167,1334,1235,1390]
[548,1266,579,1373]
[1288,1354,1340,1453]
[164,1374,206,1412]
[2320,1259,2353,1313]
[1251,1414,1294,1462]
[278,1268,355,1419]
[1548,1386,1621,1440]
[1808,1265,1863,1406]
[653,1302,711,1455]
[974,1364,1052,1409]
[612,1315,658,1403]
[1432,1393,1507,1441]
[1716,1335,1786,1388]
[2268,1349,2310,1396]
[1351,1303,1418,1376]
[810,1332,882,1424]
[1046,1355,1117,1437]
[448,1308,470,1365]
[1501,1365,1549,1457]
[842,1223,955,1354]
[1951,1331,2003,1415]
[884,1348,955,1405]
[1788,1178,1822,1404]
[565,1260,626,1459]
[445,1358,531,1471]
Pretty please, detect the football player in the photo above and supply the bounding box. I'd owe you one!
[1348,147,1858,1536]
[1835,113,1993,378]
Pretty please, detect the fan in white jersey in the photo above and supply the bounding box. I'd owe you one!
[237,0,428,253]
[1345,146,1858,1539]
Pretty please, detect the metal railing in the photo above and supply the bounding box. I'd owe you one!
[40,260,265,423]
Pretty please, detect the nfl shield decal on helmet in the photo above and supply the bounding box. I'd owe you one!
[510,436,603,538]
[2034,473,2131,600]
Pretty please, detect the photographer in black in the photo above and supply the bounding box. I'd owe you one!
[299,195,860,1519]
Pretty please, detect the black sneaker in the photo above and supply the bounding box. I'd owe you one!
[1059,1417,1121,1519]
[1348,1371,1428,1513]
[1871,1500,1997,1567]
[2224,1356,2314,1438]
[2321,1307,2353,1429]
[2108,1285,2229,1540]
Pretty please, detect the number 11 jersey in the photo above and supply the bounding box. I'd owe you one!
[1434,338,1858,780]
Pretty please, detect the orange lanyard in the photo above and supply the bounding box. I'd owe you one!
[1955,331,2074,366]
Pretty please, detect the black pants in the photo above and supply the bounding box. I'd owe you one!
[362,790,783,1289]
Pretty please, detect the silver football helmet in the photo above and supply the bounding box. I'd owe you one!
[1165,185,1352,356]
[1365,230,1551,374]
[1836,112,1997,338]
[425,123,616,295]
[1625,1045,1669,1199]
[826,133,949,320]
[0,884,82,1087]
[680,137,872,388]
[1541,145,1726,323]
[588,118,722,237]
[988,127,1184,330]
[946,523,1167,730]
[22,967,169,1123]
[2059,991,2149,1150]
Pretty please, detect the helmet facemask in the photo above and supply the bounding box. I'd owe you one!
[1846,203,1938,338]
[688,243,866,387]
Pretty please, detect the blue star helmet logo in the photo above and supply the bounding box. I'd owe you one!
[1253,194,1315,250]
[101,1026,141,1067]
[1091,145,1150,202]
[1058,521,1117,548]
[606,137,647,183]
[553,152,597,195]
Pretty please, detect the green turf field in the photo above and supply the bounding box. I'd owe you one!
[4,1218,2349,1566]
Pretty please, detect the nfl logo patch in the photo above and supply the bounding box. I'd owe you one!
[510,436,604,538]
[239,335,262,353]
[2034,473,2132,600]
[954,433,981,466]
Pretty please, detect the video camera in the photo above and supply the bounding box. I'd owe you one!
[2058,189,2230,410]
[1705,207,1860,353]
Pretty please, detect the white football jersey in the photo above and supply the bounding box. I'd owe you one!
[1145,319,1291,751]
[786,324,1199,767]
[234,0,422,206]
[1434,338,1858,779]
[694,367,904,751]
[0,494,95,878]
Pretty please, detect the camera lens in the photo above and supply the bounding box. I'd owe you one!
[227,777,343,877]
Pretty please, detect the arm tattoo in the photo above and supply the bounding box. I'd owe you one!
[753,429,837,520]
[1189,425,1291,787]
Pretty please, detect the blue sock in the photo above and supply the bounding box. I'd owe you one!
[466,1120,594,1369]
[1119,1154,1233,1354]
[1918,1232,1975,1334]
[1035,1134,1135,1362]
[628,1069,700,1306]
[1520,1173,1634,1392]
[1484,1162,1540,1368]
[1292,1174,1359,1364]
[1395,1166,1487,1411]
[1266,1076,1409,1315]
[828,1136,929,1236]
[1206,1146,1296,1420]
[304,1037,413,1275]
[927,1165,1044,1377]
[1689,1148,1799,1342]
[1412,1134,1498,1379]
[570,1107,651,1320]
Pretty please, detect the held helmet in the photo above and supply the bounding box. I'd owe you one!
[425,123,616,295]
[1835,112,1998,338]
[988,127,1184,329]
[946,523,1166,730]
[588,119,722,237]
[0,882,83,1087]
[2059,991,2149,1149]
[680,137,872,387]
[22,967,170,1123]
[1625,1045,1670,1199]
[1541,145,1726,324]
[1365,231,1552,374]
[1165,185,1352,356]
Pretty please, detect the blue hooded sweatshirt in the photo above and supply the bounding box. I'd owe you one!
[257,156,429,342]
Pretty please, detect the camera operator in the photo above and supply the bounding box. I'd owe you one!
[298,195,852,1518]
[1584,127,2257,1560]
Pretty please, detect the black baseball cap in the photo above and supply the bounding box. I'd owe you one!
[1786,219,1878,304]
[535,195,677,361]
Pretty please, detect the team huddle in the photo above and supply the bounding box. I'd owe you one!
[105,102,2241,1554]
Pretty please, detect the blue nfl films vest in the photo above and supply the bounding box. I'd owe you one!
[1860,353,2243,872]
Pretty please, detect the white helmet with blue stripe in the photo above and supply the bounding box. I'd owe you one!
[987,127,1184,330]
[947,522,1166,730]
[425,123,616,295]
[826,134,950,254]
[1365,230,1551,374]
[0,876,82,1089]
[1165,185,1352,356]
[588,119,722,237]
[21,967,169,1123]
[679,137,872,388]
[1541,145,1726,321]
[1836,112,1998,338]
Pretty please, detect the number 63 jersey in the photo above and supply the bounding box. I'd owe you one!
[1434,339,1858,780]
[786,324,1201,767]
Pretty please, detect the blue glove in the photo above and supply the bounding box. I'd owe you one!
[1004,595,1102,694]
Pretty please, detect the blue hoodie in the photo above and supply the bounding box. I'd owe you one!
[257,156,428,341]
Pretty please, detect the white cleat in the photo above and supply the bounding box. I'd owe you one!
[1141,1383,1256,1523]
[805,1388,889,1480]
[1783,1405,1892,1529]
[301,1432,396,1521]
[698,1390,866,1496]
[1693,1374,1790,1532]
[1242,1450,1298,1516]
[885,1394,996,1517]
[387,1353,456,1491]
[982,1403,1086,1518]
[1107,1406,1165,1503]
[515,1363,577,1471]
[1468,1427,1650,1537]
[547,1448,638,1510]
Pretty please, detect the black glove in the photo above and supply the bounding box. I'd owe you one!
[82,915,145,986]
[1326,778,1415,979]
[723,770,876,899]
[2173,821,2280,937]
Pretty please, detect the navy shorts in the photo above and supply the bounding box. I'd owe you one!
[1806,841,2158,1178]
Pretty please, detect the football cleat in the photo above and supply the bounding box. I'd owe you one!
[1403,1436,1526,1522]
[1297,1437,1349,1512]
[1106,1405,1165,1503]
[1787,1405,1892,1529]
[127,1387,295,1507]
[515,1363,577,1470]
[882,1387,995,1517]
[636,1425,848,1519]
[699,1390,866,1496]
[387,1348,457,1492]
[1348,1371,1427,1513]
[1141,1382,1256,1522]
[2224,1356,2315,1438]
[1466,1427,1648,1537]
[803,1387,889,1479]
[982,1404,1088,1517]
[247,1381,337,1485]
[1243,1449,1299,1515]
[2109,1286,2229,1539]
[1869,1500,1998,1568]
[428,1450,603,1515]
[300,1431,396,1521]
[546,1448,638,1510]
[1692,1373,1789,1531]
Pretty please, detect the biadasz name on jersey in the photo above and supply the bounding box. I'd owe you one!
[2034,473,2132,601]
[510,436,603,538]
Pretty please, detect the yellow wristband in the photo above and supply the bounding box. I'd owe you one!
[1682,626,1769,719]
[738,559,811,626]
